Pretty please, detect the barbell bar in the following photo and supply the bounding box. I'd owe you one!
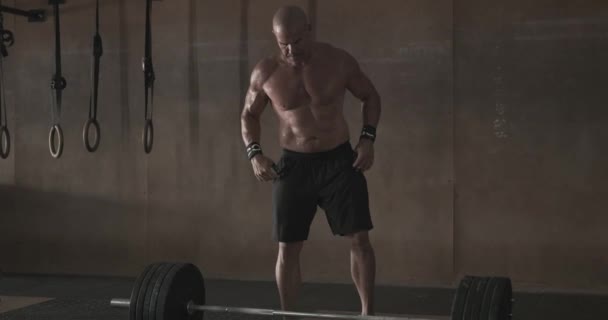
[110,262,513,320]
[111,298,433,320]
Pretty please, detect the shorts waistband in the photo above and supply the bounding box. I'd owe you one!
[282,142,352,159]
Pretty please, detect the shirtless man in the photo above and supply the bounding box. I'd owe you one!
[240,6,381,315]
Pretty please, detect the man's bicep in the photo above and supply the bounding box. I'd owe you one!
[243,84,269,117]
[347,71,376,101]
[345,57,376,101]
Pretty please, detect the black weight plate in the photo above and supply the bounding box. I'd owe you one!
[469,277,489,320]
[156,263,205,320]
[479,277,498,320]
[451,276,474,320]
[135,263,164,320]
[488,277,512,320]
[148,263,178,320]
[461,277,480,320]
[130,264,156,320]
[143,263,173,320]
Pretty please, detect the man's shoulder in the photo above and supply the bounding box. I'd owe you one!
[250,56,280,87]
[253,56,280,77]
[315,42,357,64]
[314,42,359,75]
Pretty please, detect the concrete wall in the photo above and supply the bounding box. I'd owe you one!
[0,0,606,292]
[454,0,608,290]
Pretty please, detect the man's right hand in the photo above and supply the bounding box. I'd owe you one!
[251,154,279,182]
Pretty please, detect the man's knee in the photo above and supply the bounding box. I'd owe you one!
[347,231,372,250]
[278,241,304,263]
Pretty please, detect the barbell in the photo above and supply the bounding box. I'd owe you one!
[110,262,513,320]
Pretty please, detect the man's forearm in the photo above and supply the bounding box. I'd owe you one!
[241,111,262,145]
[362,92,381,128]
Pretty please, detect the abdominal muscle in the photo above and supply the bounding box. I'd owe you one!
[275,103,350,153]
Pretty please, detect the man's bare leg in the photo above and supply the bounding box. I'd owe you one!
[348,231,376,315]
[276,241,304,312]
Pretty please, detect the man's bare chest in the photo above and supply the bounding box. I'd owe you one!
[263,66,345,109]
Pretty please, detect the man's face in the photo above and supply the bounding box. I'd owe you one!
[274,26,311,66]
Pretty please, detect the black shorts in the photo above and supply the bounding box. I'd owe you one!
[272,142,374,242]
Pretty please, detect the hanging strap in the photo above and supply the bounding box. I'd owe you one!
[90,0,102,121]
[0,7,11,58]
[83,0,102,152]
[0,11,9,159]
[0,53,6,128]
[142,0,155,154]
[49,0,65,158]
[0,12,6,128]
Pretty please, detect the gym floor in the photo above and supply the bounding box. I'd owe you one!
[0,273,606,320]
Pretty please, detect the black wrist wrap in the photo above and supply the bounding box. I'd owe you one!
[360,125,377,142]
[246,142,263,160]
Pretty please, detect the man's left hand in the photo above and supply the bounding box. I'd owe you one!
[353,139,374,172]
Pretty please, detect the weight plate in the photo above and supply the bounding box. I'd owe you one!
[143,263,173,320]
[468,277,489,320]
[130,264,155,320]
[150,263,179,320]
[135,263,164,320]
[479,277,498,320]
[451,276,474,320]
[460,276,480,320]
[156,263,205,320]
[488,277,512,320]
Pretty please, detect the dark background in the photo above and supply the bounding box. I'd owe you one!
[0,0,606,293]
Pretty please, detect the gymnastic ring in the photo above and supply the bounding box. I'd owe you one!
[2,30,14,47]
[51,76,67,90]
[0,125,10,159]
[83,118,101,152]
[143,119,154,154]
[48,124,64,159]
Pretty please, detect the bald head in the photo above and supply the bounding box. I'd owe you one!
[272,6,313,67]
[272,6,310,35]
